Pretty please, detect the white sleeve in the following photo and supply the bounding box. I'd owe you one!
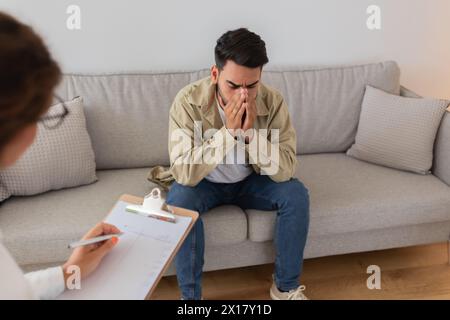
[24,266,66,300]
[0,243,36,300]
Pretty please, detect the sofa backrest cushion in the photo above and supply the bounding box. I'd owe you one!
[261,61,400,154]
[56,70,209,169]
[56,61,400,169]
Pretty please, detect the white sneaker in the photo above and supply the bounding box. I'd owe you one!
[270,278,309,300]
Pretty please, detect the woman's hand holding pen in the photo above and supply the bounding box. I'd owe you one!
[62,222,121,288]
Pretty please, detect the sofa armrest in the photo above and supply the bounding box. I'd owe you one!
[400,85,422,98]
[399,86,450,186]
[433,111,450,186]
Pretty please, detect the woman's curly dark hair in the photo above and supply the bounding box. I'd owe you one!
[0,12,61,151]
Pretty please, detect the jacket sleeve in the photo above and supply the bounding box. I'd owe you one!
[245,95,297,182]
[168,97,237,186]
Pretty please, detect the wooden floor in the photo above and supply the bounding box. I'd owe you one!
[151,242,450,300]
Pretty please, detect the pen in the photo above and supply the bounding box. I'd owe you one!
[68,233,124,249]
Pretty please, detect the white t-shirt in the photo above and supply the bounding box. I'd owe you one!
[205,96,253,184]
[0,238,65,299]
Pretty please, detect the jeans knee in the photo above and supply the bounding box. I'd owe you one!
[166,182,207,213]
[293,179,309,203]
[167,183,195,210]
[279,180,310,219]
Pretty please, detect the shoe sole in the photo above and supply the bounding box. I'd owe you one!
[269,286,281,300]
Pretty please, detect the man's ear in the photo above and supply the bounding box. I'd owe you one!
[210,65,219,84]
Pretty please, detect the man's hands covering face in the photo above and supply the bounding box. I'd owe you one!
[223,88,256,137]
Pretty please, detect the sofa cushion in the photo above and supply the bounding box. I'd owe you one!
[262,61,400,154]
[246,153,450,242]
[0,168,247,266]
[0,97,97,202]
[346,85,448,174]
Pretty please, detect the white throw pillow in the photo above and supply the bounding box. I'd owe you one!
[347,85,449,174]
[0,96,97,202]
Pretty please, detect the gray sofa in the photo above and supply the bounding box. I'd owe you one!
[1,61,449,276]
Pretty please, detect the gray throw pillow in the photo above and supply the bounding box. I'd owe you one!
[0,97,97,202]
[347,85,449,174]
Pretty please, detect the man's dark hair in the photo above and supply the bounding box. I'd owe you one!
[215,28,268,70]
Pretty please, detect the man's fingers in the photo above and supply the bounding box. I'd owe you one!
[224,95,237,114]
[226,91,245,109]
[224,89,250,131]
[226,91,240,108]
[230,102,246,124]
[237,102,247,119]
[230,103,242,120]
[231,94,246,118]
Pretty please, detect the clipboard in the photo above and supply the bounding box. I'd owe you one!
[59,194,198,300]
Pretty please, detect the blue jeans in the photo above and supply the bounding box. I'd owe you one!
[166,172,310,300]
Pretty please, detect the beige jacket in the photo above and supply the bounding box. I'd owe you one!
[147,76,297,189]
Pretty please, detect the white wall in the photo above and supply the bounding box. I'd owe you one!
[1,0,449,98]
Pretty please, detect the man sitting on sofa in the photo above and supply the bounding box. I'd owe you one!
[149,28,310,300]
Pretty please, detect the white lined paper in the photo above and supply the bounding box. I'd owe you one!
[59,201,192,300]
